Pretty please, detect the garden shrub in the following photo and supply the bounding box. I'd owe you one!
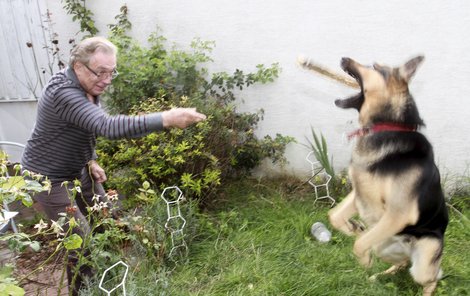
[96,7,295,203]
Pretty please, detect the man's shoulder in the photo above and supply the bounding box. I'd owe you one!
[48,69,74,88]
[44,69,81,98]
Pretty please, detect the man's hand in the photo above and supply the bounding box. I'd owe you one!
[88,160,107,183]
[162,108,207,129]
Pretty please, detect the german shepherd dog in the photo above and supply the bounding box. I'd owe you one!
[328,56,448,295]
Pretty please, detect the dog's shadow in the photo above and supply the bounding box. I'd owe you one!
[368,265,420,295]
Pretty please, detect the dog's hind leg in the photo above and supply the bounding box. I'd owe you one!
[410,237,443,296]
[369,236,412,281]
[369,262,408,282]
[328,191,359,236]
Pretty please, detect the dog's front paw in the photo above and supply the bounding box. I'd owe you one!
[357,252,373,268]
[328,212,355,236]
[354,242,373,268]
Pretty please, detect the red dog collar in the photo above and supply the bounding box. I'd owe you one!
[348,123,418,140]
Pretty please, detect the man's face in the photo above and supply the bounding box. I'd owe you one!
[74,50,117,97]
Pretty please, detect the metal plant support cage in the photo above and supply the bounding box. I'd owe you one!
[98,186,188,295]
[306,151,335,206]
[99,261,129,296]
[161,186,188,261]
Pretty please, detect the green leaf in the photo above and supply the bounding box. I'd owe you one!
[142,181,150,190]
[28,241,41,252]
[0,283,25,296]
[20,195,33,207]
[0,265,14,280]
[63,234,83,250]
[0,176,25,190]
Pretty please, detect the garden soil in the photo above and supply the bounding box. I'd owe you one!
[13,238,69,296]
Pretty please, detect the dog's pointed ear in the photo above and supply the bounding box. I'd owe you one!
[373,63,392,80]
[399,55,425,82]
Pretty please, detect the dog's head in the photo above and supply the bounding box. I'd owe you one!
[335,56,425,127]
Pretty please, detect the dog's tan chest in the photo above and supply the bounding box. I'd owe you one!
[349,167,386,226]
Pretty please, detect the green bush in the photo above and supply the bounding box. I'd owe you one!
[96,8,295,202]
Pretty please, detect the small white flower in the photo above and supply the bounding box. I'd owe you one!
[42,179,51,192]
[99,201,108,208]
[74,186,82,193]
[50,219,64,236]
[33,219,48,233]
[92,194,101,202]
[29,170,35,176]
[90,203,101,212]
[107,193,119,201]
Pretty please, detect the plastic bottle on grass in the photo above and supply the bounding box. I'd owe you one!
[311,222,331,243]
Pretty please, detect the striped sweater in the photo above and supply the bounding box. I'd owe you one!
[21,67,163,182]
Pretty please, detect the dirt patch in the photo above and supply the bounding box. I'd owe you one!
[13,236,69,295]
[1,202,67,295]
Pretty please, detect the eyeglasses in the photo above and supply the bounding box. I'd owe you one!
[83,64,119,80]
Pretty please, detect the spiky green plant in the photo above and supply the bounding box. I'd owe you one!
[305,127,335,177]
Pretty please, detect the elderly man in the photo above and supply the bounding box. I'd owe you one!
[21,36,206,294]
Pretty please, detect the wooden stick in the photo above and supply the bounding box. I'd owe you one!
[297,56,360,89]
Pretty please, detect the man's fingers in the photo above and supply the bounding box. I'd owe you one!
[163,108,207,128]
[191,110,207,121]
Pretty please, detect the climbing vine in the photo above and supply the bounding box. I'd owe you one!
[61,0,98,36]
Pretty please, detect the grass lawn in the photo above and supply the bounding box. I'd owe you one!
[163,179,470,296]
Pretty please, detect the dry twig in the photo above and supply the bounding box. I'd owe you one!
[297,56,360,89]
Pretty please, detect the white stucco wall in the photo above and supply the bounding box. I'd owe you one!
[36,0,470,177]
